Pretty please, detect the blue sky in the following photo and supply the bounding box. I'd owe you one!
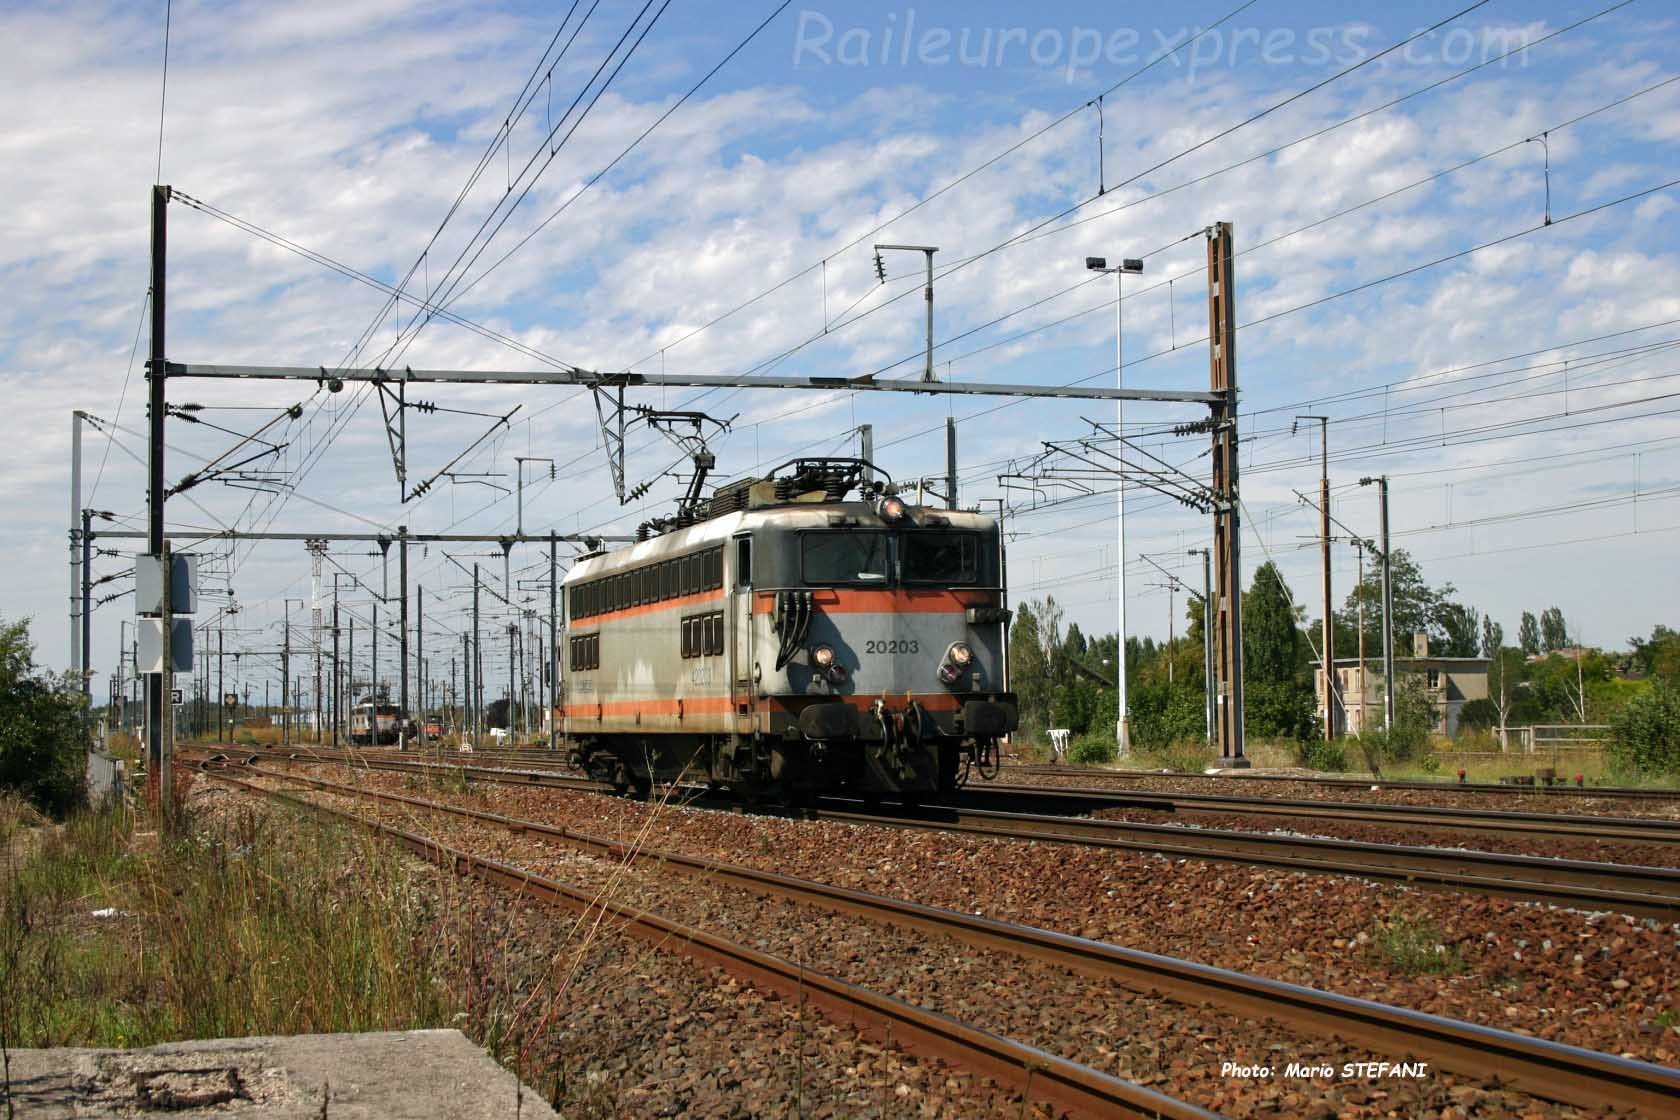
[3,0,1677,696]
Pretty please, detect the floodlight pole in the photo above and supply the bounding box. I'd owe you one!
[1086,254,1143,754]
[1362,475,1396,731]
[1189,547,1214,742]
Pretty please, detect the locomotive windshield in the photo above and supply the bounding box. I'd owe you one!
[802,532,888,584]
[900,532,978,584]
[799,530,982,586]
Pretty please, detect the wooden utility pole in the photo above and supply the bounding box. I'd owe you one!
[1206,222,1247,767]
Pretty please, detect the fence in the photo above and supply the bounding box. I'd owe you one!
[1509,724,1612,754]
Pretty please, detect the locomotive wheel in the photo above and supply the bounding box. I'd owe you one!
[630,774,653,801]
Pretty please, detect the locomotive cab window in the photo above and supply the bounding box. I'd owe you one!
[901,532,979,584]
[735,537,752,588]
[802,532,888,585]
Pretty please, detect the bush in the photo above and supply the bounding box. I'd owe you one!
[1296,740,1347,772]
[1352,723,1428,768]
[1371,914,1463,975]
[1068,736,1116,765]
[1457,697,1499,732]
[1128,678,1206,748]
[1,617,87,817]
[1243,678,1318,742]
[1610,683,1680,776]
[1141,740,1217,772]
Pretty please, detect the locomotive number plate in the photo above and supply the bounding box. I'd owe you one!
[865,639,919,654]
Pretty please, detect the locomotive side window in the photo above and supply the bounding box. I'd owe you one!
[802,532,888,585]
[901,532,979,584]
[568,633,599,671]
[680,611,724,658]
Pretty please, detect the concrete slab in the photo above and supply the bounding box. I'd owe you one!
[4,1029,558,1119]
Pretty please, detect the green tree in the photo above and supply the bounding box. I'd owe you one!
[1245,679,1318,741]
[1480,618,1504,659]
[1036,595,1065,667]
[1539,607,1569,653]
[1062,622,1088,660]
[1434,602,1480,658]
[0,616,87,816]
[1518,612,1541,656]
[1009,601,1051,737]
[1131,676,1209,746]
[1339,548,1488,657]
[1628,625,1680,684]
[1486,646,1528,745]
[1242,563,1318,740]
[1244,562,1301,684]
[1609,683,1680,776]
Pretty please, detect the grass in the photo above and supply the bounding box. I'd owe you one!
[0,789,456,1054]
[0,769,719,1117]
[1370,914,1464,976]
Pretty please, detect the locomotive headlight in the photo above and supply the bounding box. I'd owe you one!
[946,642,973,667]
[877,495,908,521]
[811,643,836,668]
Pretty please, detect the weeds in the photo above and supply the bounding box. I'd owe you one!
[1371,914,1464,976]
[1130,741,1216,772]
[0,795,452,1052]
[1295,740,1347,772]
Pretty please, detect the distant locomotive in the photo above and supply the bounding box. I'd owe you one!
[349,700,405,746]
[559,459,1016,803]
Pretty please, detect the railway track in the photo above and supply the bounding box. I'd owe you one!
[822,802,1680,923]
[196,757,1680,1117]
[241,745,1680,844]
[947,782,1680,846]
[1001,762,1680,802]
[197,765,1208,1120]
[190,747,1680,928]
[265,744,1680,804]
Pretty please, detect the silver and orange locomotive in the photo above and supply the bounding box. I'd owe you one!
[560,459,1016,803]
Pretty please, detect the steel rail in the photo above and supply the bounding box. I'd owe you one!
[198,747,1680,919]
[816,805,1680,923]
[207,760,1680,1116]
[1000,764,1680,803]
[953,783,1680,845]
[199,767,1212,1120]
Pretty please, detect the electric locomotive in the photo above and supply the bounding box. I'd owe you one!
[559,459,1016,803]
[348,700,404,746]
